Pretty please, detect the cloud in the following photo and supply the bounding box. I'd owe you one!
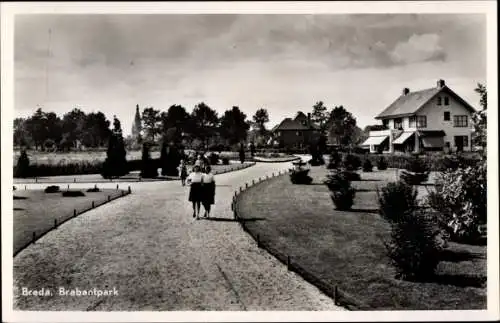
[390,33,446,65]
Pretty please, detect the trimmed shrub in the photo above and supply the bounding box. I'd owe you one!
[327,151,342,170]
[101,133,128,179]
[378,181,418,223]
[86,186,100,192]
[44,185,60,193]
[343,170,361,181]
[208,152,219,165]
[140,144,158,178]
[343,154,362,171]
[161,143,182,176]
[377,157,388,170]
[384,209,442,281]
[324,171,351,191]
[330,185,356,211]
[407,156,430,173]
[362,159,373,172]
[222,157,230,165]
[14,150,30,178]
[400,170,429,185]
[290,169,313,184]
[62,190,85,197]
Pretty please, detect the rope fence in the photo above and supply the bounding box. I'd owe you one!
[231,167,370,311]
[14,185,132,257]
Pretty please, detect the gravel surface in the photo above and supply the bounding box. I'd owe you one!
[13,160,344,311]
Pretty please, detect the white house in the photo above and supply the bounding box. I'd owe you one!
[362,79,476,154]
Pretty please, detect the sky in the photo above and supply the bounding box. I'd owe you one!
[14,14,486,136]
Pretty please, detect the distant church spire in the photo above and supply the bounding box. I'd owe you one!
[131,104,143,145]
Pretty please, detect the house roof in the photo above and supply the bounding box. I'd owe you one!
[375,86,476,119]
[273,118,310,131]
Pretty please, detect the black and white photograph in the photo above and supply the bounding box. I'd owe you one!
[1,1,498,322]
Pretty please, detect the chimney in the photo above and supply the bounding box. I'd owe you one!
[307,113,311,124]
[437,79,445,88]
[403,88,410,96]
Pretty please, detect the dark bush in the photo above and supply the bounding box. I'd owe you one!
[384,210,442,281]
[62,190,85,197]
[309,144,325,166]
[400,170,429,185]
[14,150,30,178]
[327,151,342,170]
[324,171,351,191]
[222,157,230,165]
[377,157,388,170]
[377,181,418,223]
[343,170,361,181]
[362,159,373,172]
[343,154,362,171]
[101,133,128,179]
[161,143,181,176]
[140,144,158,178]
[86,186,100,192]
[330,186,356,211]
[44,185,60,193]
[407,156,430,173]
[290,169,313,184]
[208,152,219,165]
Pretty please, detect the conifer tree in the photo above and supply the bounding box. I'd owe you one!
[101,116,128,178]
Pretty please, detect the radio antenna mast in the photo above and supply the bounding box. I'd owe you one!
[45,28,52,104]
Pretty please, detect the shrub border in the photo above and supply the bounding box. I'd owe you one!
[13,162,257,184]
[232,170,371,311]
[13,186,132,257]
[252,156,301,163]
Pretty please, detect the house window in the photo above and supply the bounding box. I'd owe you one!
[454,136,468,149]
[382,119,389,128]
[394,118,403,129]
[417,116,427,128]
[409,116,416,128]
[453,115,468,127]
[444,97,450,105]
[437,97,442,105]
[444,111,450,121]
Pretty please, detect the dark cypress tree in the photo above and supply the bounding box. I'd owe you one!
[14,149,30,178]
[239,143,245,164]
[101,116,128,178]
[140,143,158,178]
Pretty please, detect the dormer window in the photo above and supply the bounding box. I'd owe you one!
[437,97,442,105]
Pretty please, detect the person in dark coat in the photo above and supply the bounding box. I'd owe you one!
[186,165,204,220]
[201,165,216,218]
[178,159,188,186]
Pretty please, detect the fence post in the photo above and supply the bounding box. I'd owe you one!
[108,195,111,202]
[92,201,94,208]
[67,184,70,190]
[74,209,76,217]
[128,186,131,194]
[240,186,243,192]
[257,234,261,248]
[74,178,76,183]
[334,286,339,305]
[35,177,38,183]
[245,183,248,188]
[287,255,291,270]
[54,218,57,228]
[252,179,255,185]
[32,232,36,244]
[116,184,119,190]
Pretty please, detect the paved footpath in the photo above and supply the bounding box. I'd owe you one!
[13,161,344,311]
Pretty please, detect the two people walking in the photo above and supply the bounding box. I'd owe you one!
[186,162,215,220]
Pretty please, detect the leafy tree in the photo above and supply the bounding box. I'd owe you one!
[219,106,250,145]
[191,102,219,149]
[142,107,162,143]
[82,111,111,147]
[327,106,358,149]
[312,101,329,131]
[252,108,269,136]
[61,108,86,149]
[14,118,30,147]
[101,115,128,178]
[162,104,190,134]
[24,108,49,150]
[472,83,487,151]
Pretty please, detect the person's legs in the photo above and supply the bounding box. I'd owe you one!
[191,202,196,217]
[195,202,201,219]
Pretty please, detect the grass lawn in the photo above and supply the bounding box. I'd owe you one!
[236,166,486,310]
[13,188,128,255]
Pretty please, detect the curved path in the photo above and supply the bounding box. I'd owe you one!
[13,160,344,311]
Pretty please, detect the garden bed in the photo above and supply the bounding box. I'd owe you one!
[235,166,486,310]
[13,188,129,255]
[253,155,300,163]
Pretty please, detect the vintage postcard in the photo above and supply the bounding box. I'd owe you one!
[1,1,498,322]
